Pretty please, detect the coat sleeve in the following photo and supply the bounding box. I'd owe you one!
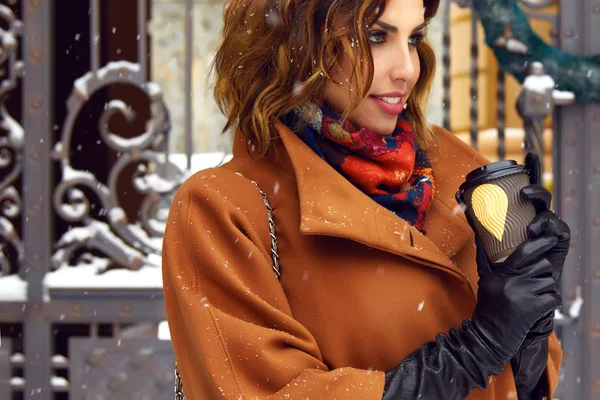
[162,170,386,399]
[545,332,562,398]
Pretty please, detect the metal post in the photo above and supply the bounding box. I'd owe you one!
[496,70,506,160]
[555,0,595,398]
[91,0,100,72]
[138,0,148,79]
[469,12,479,150]
[516,62,553,174]
[184,0,194,170]
[0,338,11,398]
[581,1,600,398]
[442,0,451,131]
[22,0,53,398]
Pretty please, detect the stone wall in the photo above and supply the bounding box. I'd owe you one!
[151,0,232,154]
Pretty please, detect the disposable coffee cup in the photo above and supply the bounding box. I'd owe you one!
[457,160,536,264]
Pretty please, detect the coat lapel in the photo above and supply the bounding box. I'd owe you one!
[272,122,478,295]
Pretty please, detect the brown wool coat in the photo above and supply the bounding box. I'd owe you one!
[163,122,562,399]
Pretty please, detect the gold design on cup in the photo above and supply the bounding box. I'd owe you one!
[472,184,508,242]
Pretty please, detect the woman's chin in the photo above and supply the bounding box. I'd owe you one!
[355,111,397,136]
[367,122,396,136]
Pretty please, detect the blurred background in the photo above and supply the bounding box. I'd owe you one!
[0,0,597,398]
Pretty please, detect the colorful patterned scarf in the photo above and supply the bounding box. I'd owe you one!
[281,102,436,231]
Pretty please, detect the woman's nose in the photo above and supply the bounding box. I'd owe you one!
[389,45,417,83]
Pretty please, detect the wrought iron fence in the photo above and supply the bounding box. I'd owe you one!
[1,0,178,398]
[0,0,597,399]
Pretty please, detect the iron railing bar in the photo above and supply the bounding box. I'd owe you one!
[138,0,148,78]
[22,0,54,396]
[442,0,451,131]
[113,323,122,338]
[90,323,99,338]
[580,4,600,397]
[554,1,585,396]
[91,0,100,72]
[469,11,479,150]
[185,0,194,170]
[496,69,506,160]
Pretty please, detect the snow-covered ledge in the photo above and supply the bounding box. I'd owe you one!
[158,320,171,340]
[44,262,163,290]
[0,274,28,302]
[0,152,232,299]
[168,152,233,174]
[45,153,232,291]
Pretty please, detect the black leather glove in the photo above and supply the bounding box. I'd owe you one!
[456,153,570,400]
[508,153,570,399]
[382,233,562,400]
[465,240,554,400]
[522,153,569,286]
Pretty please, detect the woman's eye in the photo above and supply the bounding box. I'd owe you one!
[409,33,426,47]
[367,31,426,46]
[367,30,387,45]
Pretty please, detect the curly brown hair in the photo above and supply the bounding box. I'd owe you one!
[209,0,441,155]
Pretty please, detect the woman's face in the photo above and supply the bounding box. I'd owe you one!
[324,0,426,136]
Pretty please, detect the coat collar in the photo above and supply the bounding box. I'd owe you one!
[233,121,481,294]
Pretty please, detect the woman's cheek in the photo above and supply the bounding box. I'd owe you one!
[412,52,421,86]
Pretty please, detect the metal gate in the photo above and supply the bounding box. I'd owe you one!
[0,0,598,399]
[0,0,179,398]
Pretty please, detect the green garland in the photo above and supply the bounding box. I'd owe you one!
[472,0,600,103]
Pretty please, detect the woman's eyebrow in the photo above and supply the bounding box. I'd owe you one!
[373,20,427,33]
[412,22,427,32]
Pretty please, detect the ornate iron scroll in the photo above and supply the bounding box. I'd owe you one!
[0,4,24,277]
[52,61,185,273]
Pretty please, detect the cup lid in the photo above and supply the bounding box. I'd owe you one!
[459,160,526,192]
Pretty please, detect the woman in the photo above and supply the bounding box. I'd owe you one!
[162,0,570,398]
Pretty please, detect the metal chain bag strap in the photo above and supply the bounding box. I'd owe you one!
[174,179,280,400]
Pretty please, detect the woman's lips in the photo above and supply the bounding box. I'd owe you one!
[369,95,405,115]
